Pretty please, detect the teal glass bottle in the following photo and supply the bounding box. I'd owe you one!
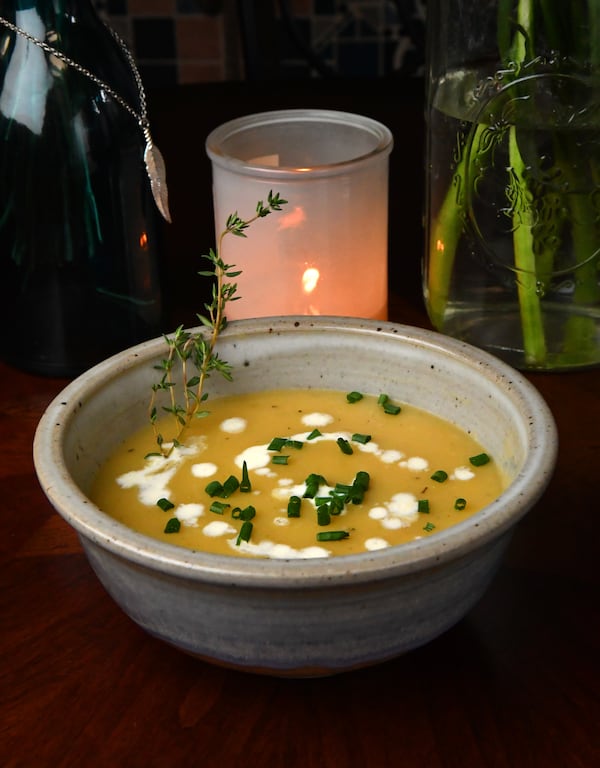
[0,0,163,376]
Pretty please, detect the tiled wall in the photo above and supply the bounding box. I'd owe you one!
[94,1,426,87]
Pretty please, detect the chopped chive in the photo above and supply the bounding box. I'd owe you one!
[164,517,180,534]
[382,402,401,415]
[469,453,491,467]
[268,437,287,451]
[287,495,301,517]
[156,497,175,512]
[303,473,327,498]
[317,530,350,542]
[352,433,372,444]
[272,454,289,465]
[423,522,436,532]
[286,439,303,450]
[221,474,240,498]
[329,495,344,514]
[337,437,353,455]
[236,520,253,546]
[239,505,256,521]
[240,460,251,492]
[317,506,331,526]
[430,470,448,483]
[418,499,430,513]
[231,507,242,519]
[454,498,467,511]
[354,471,370,491]
[315,496,331,506]
[377,394,389,405]
[306,428,322,440]
[346,391,363,403]
[205,480,223,497]
[210,501,230,515]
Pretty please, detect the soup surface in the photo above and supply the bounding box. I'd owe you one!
[91,388,506,559]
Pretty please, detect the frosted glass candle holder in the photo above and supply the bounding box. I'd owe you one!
[206,109,393,320]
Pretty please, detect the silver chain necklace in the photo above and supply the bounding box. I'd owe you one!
[0,13,171,222]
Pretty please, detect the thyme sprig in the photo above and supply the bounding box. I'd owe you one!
[148,190,287,457]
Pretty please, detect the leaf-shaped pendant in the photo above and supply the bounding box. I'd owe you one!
[144,140,172,223]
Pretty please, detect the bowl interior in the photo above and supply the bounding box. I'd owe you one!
[34,317,557,581]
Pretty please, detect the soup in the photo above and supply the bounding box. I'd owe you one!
[91,388,506,558]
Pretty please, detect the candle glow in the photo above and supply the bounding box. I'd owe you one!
[206,110,393,321]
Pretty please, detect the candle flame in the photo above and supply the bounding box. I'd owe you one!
[302,267,320,294]
[436,238,445,253]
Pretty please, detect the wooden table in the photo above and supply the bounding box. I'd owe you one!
[2,77,599,768]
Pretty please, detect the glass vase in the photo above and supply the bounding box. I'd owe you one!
[424,0,600,371]
[0,0,163,377]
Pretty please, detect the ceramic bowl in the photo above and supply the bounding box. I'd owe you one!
[33,317,557,676]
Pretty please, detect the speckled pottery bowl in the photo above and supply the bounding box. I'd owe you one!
[33,317,557,676]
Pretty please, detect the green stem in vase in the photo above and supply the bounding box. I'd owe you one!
[427,123,490,329]
[430,0,600,368]
[507,126,547,365]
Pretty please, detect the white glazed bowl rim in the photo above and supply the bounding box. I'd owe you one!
[33,316,558,589]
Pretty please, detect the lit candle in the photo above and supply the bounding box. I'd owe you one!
[206,110,393,320]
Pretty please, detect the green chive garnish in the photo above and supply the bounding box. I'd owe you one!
[337,437,353,455]
[210,501,230,515]
[317,530,350,542]
[287,495,301,517]
[303,473,327,498]
[156,498,175,512]
[268,437,287,451]
[236,520,253,546]
[232,505,256,521]
[164,517,180,533]
[377,393,401,414]
[346,391,364,403]
[240,460,251,492]
[354,471,370,491]
[205,480,223,497]
[352,433,372,444]
[454,498,467,511]
[431,470,448,483]
[418,499,430,513]
[272,454,289,465]
[307,428,322,440]
[469,453,491,466]
[317,506,331,526]
[239,505,256,521]
[423,522,436,532]
[221,474,240,497]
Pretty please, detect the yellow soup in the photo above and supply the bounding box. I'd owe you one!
[91,388,506,559]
